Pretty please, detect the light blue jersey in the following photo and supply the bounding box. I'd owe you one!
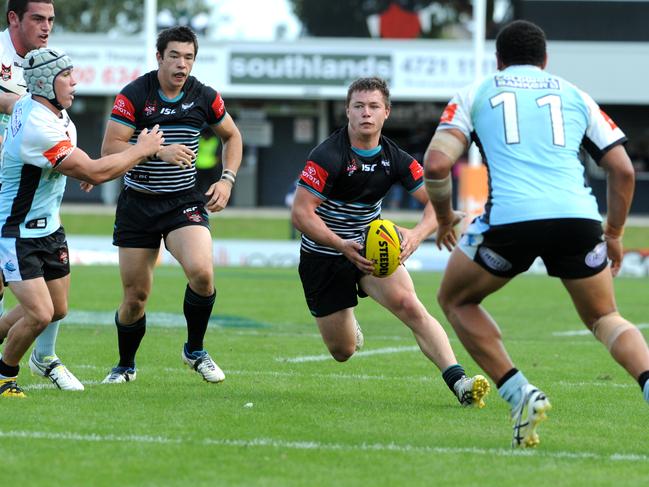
[440,65,626,225]
[0,95,77,238]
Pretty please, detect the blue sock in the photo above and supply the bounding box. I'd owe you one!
[498,371,529,409]
[34,320,60,360]
[644,381,649,405]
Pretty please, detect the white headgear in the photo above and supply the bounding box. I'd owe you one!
[24,48,73,110]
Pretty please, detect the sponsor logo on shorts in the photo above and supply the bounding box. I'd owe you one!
[585,241,607,268]
[183,206,204,223]
[478,247,512,272]
[59,247,69,265]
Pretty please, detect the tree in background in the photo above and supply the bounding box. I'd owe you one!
[50,0,209,35]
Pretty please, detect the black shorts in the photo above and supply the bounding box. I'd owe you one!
[458,218,608,279]
[298,251,367,318]
[0,227,70,282]
[113,187,210,249]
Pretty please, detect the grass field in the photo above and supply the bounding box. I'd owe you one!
[59,209,649,249]
[2,263,649,486]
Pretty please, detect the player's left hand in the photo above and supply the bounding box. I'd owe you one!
[79,181,94,192]
[205,180,232,212]
[397,226,421,263]
[435,210,466,251]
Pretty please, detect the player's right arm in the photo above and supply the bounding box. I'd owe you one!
[58,125,163,184]
[291,186,374,274]
[0,92,19,114]
[423,127,468,250]
[102,120,192,169]
[599,144,635,277]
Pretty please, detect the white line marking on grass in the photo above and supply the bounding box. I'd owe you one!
[20,366,637,388]
[553,323,649,337]
[1,430,646,463]
[22,380,101,391]
[277,346,419,363]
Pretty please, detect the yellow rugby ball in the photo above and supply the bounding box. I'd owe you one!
[362,219,402,278]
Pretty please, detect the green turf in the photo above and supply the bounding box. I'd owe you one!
[2,266,648,486]
[60,211,649,248]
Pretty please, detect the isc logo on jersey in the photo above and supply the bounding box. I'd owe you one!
[362,219,402,278]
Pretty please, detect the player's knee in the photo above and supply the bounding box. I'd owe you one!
[330,348,354,362]
[187,268,214,295]
[31,310,55,332]
[52,310,67,322]
[123,288,149,310]
[591,312,636,351]
[327,342,355,362]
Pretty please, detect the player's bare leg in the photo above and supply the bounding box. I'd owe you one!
[316,308,359,362]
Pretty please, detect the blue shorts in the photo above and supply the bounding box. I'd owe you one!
[458,217,608,279]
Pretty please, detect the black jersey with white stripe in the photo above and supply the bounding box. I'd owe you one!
[109,70,226,194]
[297,127,424,256]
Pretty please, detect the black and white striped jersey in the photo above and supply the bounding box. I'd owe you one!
[109,70,226,194]
[297,127,424,256]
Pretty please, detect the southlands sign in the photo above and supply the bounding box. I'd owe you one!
[229,53,392,85]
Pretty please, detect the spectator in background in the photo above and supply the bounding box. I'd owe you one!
[195,128,222,194]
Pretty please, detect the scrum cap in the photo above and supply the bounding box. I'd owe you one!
[24,48,73,110]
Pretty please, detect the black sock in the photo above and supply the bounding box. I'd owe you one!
[442,364,466,392]
[184,285,215,353]
[497,368,519,389]
[115,312,146,369]
[638,370,649,391]
[0,359,19,378]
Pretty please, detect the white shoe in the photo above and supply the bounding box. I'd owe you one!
[511,384,551,448]
[102,366,137,384]
[354,320,364,351]
[28,351,84,391]
[182,346,225,383]
[453,374,490,408]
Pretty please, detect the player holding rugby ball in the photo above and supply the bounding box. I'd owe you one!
[292,77,489,408]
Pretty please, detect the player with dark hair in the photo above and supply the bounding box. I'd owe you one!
[0,0,87,391]
[0,48,163,397]
[424,19,649,447]
[291,76,490,408]
[100,26,242,385]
